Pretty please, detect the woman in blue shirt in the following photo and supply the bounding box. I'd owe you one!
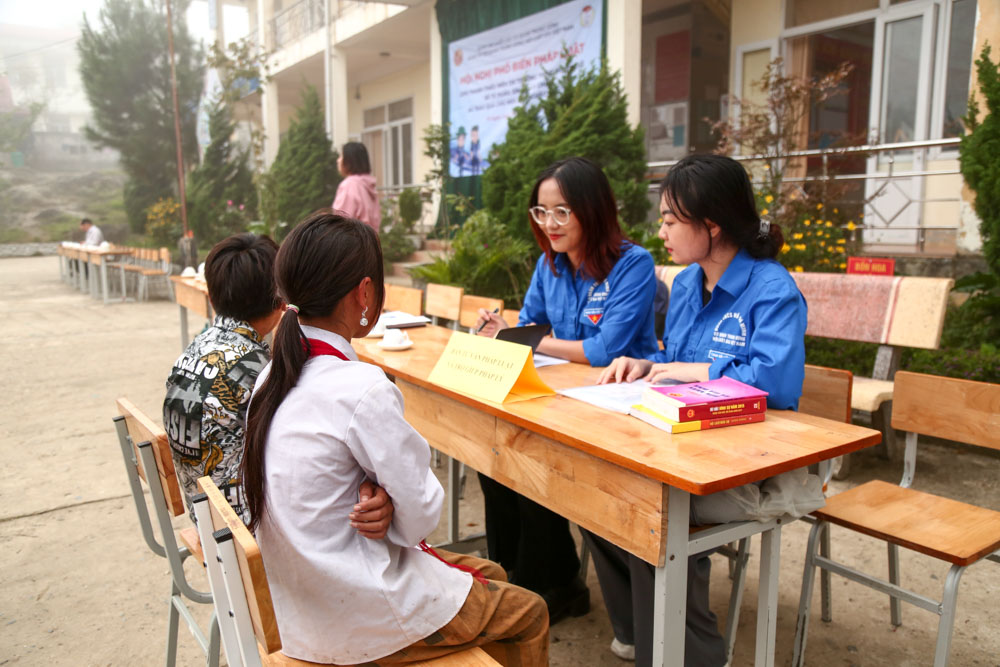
[593,154,808,666]
[475,156,659,623]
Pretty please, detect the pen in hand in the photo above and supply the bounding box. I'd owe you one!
[475,307,500,334]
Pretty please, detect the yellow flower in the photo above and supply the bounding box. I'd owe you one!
[794,266,804,272]
[816,203,824,210]
[836,239,846,245]
[839,263,847,269]
[825,220,834,227]
[846,221,856,231]
[761,208,769,216]
[833,208,839,214]
[804,219,811,226]
[794,243,806,251]
[792,233,803,240]
[819,241,826,247]
[765,194,774,203]
[781,244,791,254]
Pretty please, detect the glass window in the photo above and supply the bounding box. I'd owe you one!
[786,0,877,28]
[402,123,413,184]
[363,106,385,128]
[881,15,922,144]
[388,98,413,122]
[942,0,977,138]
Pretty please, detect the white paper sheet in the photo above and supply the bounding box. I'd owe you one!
[532,352,570,368]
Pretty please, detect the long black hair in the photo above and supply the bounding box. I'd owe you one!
[340,141,372,175]
[659,154,784,259]
[242,211,384,532]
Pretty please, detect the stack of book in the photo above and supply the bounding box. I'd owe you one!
[629,376,768,433]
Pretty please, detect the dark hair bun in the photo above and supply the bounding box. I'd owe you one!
[747,220,785,260]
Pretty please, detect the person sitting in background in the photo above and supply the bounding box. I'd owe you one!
[80,218,104,246]
[162,232,393,536]
[333,142,381,233]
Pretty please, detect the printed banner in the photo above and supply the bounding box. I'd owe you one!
[847,256,896,276]
[428,332,554,403]
[447,0,603,178]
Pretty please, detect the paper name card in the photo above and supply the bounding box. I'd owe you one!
[428,331,554,403]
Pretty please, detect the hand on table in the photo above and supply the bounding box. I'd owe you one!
[598,357,653,384]
[351,479,394,540]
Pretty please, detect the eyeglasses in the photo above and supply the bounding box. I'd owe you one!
[529,205,573,226]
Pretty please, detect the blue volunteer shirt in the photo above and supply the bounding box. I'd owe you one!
[520,242,659,367]
[652,248,808,409]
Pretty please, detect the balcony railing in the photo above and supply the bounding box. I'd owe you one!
[269,0,326,49]
[648,138,965,254]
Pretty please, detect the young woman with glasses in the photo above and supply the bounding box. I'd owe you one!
[473,156,659,629]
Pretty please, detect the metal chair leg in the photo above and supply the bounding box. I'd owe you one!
[933,564,966,667]
[206,614,221,667]
[792,520,825,667]
[724,536,751,663]
[165,582,180,667]
[888,542,902,627]
[820,522,832,622]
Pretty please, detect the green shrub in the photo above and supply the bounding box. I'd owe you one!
[380,222,416,274]
[397,187,423,233]
[961,42,1000,276]
[411,210,534,307]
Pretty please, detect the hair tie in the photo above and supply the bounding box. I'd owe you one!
[758,218,771,239]
[286,304,300,314]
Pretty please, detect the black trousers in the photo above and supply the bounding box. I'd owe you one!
[477,472,581,594]
[582,530,727,667]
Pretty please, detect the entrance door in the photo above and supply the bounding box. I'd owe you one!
[863,4,936,247]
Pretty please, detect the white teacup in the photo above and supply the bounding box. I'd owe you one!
[383,328,410,346]
[370,317,387,337]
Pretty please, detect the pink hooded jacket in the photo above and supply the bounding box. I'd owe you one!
[333,174,381,233]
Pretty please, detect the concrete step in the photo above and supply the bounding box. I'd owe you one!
[403,249,440,264]
[424,239,452,252]
[390,260,430,280]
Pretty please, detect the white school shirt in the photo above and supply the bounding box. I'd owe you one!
[252,326,472,664]
[84,225,104,246]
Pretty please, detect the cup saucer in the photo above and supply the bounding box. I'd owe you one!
[377,339,413,351]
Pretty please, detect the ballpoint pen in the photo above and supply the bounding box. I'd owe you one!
[475,307,500,334]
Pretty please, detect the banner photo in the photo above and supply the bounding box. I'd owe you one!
[447,0,603,178]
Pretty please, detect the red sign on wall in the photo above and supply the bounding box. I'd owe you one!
[847,257,896,276]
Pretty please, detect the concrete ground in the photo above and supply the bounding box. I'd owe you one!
[1,255,997,667]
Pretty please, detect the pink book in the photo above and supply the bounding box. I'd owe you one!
[641,377,768,421]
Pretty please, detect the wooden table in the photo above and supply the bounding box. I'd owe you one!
[170,276,212,349]
[84,248,134,304]
[355,325,881,667]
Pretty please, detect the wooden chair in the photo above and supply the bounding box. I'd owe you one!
[425,283,464,330]
[384,284,423,315]
[113,398,220,667]
[792,371,1000,667]
[459,294,504,330]
[140,247,174,301]
[500,308,521,328]
[193,477,500,667]
[720,364,853,663]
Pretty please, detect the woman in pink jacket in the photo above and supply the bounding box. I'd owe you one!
[333,142,382,233]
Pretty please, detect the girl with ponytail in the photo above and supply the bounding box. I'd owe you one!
[589,154,811,666]
[242,211,548,666]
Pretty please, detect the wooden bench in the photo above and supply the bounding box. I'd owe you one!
[194,478,500,667]
[792,371,1000,667]
[790,272,953,464]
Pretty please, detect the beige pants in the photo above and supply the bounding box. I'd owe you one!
[369,551,549,667]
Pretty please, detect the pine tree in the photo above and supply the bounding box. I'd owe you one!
[268,85,341,233]
[482,57,648,244]
[961,43,1000,276]
[186,98,257,243]
[78,0,203,232]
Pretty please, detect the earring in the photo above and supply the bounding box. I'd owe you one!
[360,306,369,327]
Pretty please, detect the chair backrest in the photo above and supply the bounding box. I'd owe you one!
[116,397,185,516]
[501,309,521,327]
[654,264,687,292]
[892,371,1000,450]
[460,294,504,329]
[199,476,283,657]
[384,284,423,315]
[800,364,853,424]
[791,273,953,350]
[425,283,464,322]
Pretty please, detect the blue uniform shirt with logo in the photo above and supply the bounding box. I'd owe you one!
[652,248,808,409]
[520,242,659,367]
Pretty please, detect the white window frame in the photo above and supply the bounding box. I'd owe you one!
[362,96,415,188]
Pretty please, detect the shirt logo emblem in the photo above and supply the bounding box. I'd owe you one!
[587,313,602,325]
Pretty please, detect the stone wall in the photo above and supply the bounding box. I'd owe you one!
[0,243,60,258]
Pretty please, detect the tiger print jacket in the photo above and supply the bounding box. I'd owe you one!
[162,315,269,523]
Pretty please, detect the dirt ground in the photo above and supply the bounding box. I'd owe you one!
[1,255,998,667]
